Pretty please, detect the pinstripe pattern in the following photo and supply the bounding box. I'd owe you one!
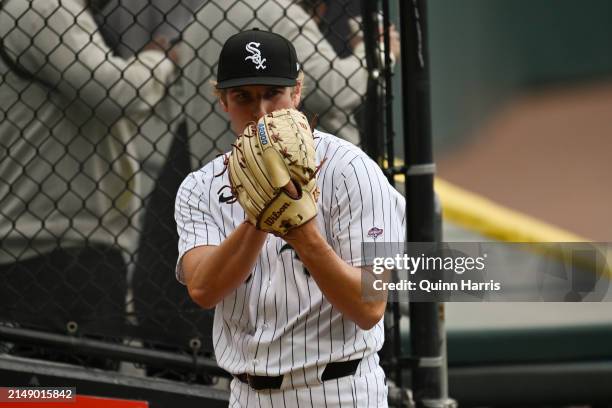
[175,131,404,405]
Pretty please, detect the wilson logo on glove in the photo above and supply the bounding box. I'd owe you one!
[264,202,291,226]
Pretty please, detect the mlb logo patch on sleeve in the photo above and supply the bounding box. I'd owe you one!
[367,227,383,238]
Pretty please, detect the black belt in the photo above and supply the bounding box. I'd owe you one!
[234,358,362,390]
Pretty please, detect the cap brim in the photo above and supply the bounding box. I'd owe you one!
[216,76,297,89]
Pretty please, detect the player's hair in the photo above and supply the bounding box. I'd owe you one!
[211,71,306,103]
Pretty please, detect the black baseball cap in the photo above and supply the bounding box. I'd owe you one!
[216,29,300,89]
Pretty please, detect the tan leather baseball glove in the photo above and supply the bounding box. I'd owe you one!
[220,109,322,235]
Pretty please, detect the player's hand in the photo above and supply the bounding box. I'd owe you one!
[283,180,300,199]
[281,217,321,248]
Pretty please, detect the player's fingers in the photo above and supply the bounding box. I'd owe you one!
[283,180,300,199]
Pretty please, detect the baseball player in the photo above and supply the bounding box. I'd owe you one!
[175,29,405,407]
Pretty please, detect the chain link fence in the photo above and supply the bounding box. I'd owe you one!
[0,0,390,382]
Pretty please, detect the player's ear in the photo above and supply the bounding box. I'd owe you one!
[219,95,228,113]
[290,81,303,107]
[211,81,228,112]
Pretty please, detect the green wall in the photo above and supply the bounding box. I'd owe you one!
[391,0,612,154]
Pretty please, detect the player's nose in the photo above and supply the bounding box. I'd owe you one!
[252,99,267,120]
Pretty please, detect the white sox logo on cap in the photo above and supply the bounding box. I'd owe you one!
[245,41,267,70]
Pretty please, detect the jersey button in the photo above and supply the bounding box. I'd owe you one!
[262,323,268,329]
[252,359,259,365]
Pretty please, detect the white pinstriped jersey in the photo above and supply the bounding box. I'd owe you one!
[175,131,405,378]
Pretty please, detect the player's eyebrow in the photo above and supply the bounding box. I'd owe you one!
[227,86,285,97]
[227,88,247,95]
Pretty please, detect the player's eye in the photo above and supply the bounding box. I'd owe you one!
[233,92,250,103]
[265,89,283,99]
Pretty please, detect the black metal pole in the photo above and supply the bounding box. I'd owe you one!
[399,1,454,407]
[382,0,396,169]
[379,1,408,406]
[360,0,384,163]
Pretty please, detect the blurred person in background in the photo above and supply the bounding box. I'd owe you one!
[180,0,400,156]
[0,0,177,368]
[314,0,359,58]
[99,0,203,197]
[96,0,215,382]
